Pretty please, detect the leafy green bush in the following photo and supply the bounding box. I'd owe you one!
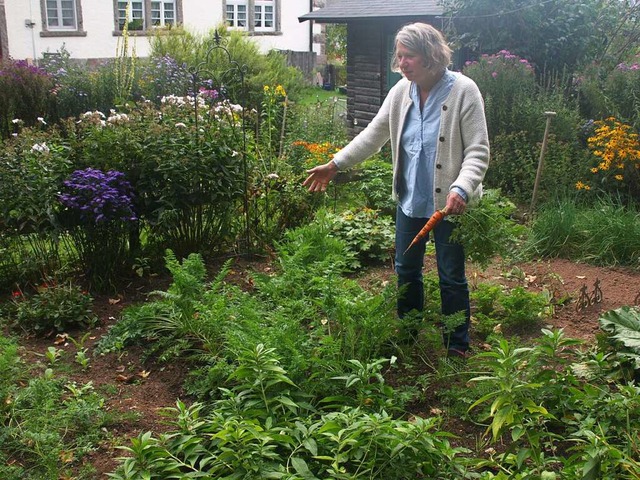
[578,60,640,132]
[464,51,537,140]
[466,329,640,478]
[449,189,526,267]
[109,344,467,479]
[147,28,304,109]
[0,60,55,139]
[1,374,109,479]
[40,45,118,121]
[327,207,395,268]
[9,281,95,333]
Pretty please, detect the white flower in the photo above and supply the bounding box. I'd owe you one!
[175,122,187,128]
[107,113,130,125]
[37,117,47,125]
[231,151,239,157]
[11,118,23,124]
[266,173,279,179]
[31,143,50,153]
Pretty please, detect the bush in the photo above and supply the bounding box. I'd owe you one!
[0,59,55,139]
[464,51,537,140]
[486,132,589,204]
[40,45,118,121]
[327,207,395,269]
[578,60,640,132]
[9,281,95,333]
[576,117,640,204]
[58,168,138,291]
[526,196,640,267]
[147,28,305,109]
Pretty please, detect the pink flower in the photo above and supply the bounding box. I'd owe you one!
[492,72,498,78]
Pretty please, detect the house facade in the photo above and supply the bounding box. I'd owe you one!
[1,0,320,62]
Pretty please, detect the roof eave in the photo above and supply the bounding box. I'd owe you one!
[299,13,441,23]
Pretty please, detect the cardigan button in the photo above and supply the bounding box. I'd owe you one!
[435,188,442,193]
[442,105,448,111]
[439,136,445,142]
[436,164,442,169]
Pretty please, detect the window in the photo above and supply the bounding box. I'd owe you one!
[226,0,247,29]
[225,0,279,34]
[113,0,182,33]
[151,1,175,27]
[40,0,85,36]
[46,0,76,29]
[254,0,274,32]
[118,1,145,30]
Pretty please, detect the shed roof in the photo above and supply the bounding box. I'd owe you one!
[299,0,444,23]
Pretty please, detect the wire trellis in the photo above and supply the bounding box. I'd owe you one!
[184,29,252,256]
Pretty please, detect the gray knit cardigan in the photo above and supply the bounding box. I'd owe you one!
[332,74,490,211]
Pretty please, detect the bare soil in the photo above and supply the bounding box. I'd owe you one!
[13,256,640,478]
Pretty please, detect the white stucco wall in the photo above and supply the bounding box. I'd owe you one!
[5,0,315,61]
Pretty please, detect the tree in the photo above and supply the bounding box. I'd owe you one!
[440,0,640,74]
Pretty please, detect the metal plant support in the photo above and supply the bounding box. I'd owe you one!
[185,30,252,255]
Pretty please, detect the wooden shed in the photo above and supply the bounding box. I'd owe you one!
[299,0,445,137]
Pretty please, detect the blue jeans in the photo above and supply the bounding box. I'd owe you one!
[394,206,470,352]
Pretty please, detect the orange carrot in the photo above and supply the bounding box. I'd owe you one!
[403,208,447,255]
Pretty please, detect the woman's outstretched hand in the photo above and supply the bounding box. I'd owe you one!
[303,161,339,192]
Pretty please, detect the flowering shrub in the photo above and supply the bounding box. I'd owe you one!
[290,140,340,170]
[57,168,138,291]
[577,117,640,202]
[9,282,95,333]
[0,59,55,138]
[464,50,536,139]
[59,168,137,224]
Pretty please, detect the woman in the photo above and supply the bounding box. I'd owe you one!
[303,23,489,357]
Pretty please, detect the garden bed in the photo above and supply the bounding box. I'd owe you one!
[12,255,639,477]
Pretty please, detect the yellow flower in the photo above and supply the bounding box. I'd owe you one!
[275,85,286,97]
[615,174,624,181]
[263,85,270,92]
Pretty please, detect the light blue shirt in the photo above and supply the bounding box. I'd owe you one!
[398,70,464,218]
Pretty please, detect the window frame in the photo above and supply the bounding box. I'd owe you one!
[112,0,183,35]
[253,0,275,33]
[150,0,176,28]
[223,0,280,35]
[40,0,86,37]
[226,0,248,30]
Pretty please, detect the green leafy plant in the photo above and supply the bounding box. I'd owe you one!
[599,306,640,371]
[450,189,525,268]
[1,373,109,479]
[0,59,55,139]
[327,207,395,268]
[109,345,468,479]
[10,282,95,334]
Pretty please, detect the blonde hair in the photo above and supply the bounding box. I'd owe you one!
[391,23,452,73]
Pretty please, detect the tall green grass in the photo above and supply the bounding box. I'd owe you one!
[527,197,640,266]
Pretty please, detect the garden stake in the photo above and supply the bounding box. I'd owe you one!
[529,111,557,215]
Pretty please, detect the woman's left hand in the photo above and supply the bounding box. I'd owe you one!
[445,192,466,215]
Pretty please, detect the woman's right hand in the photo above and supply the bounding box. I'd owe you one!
[303,161,339,192]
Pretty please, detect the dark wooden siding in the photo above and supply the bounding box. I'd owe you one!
[346,21,385,136]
